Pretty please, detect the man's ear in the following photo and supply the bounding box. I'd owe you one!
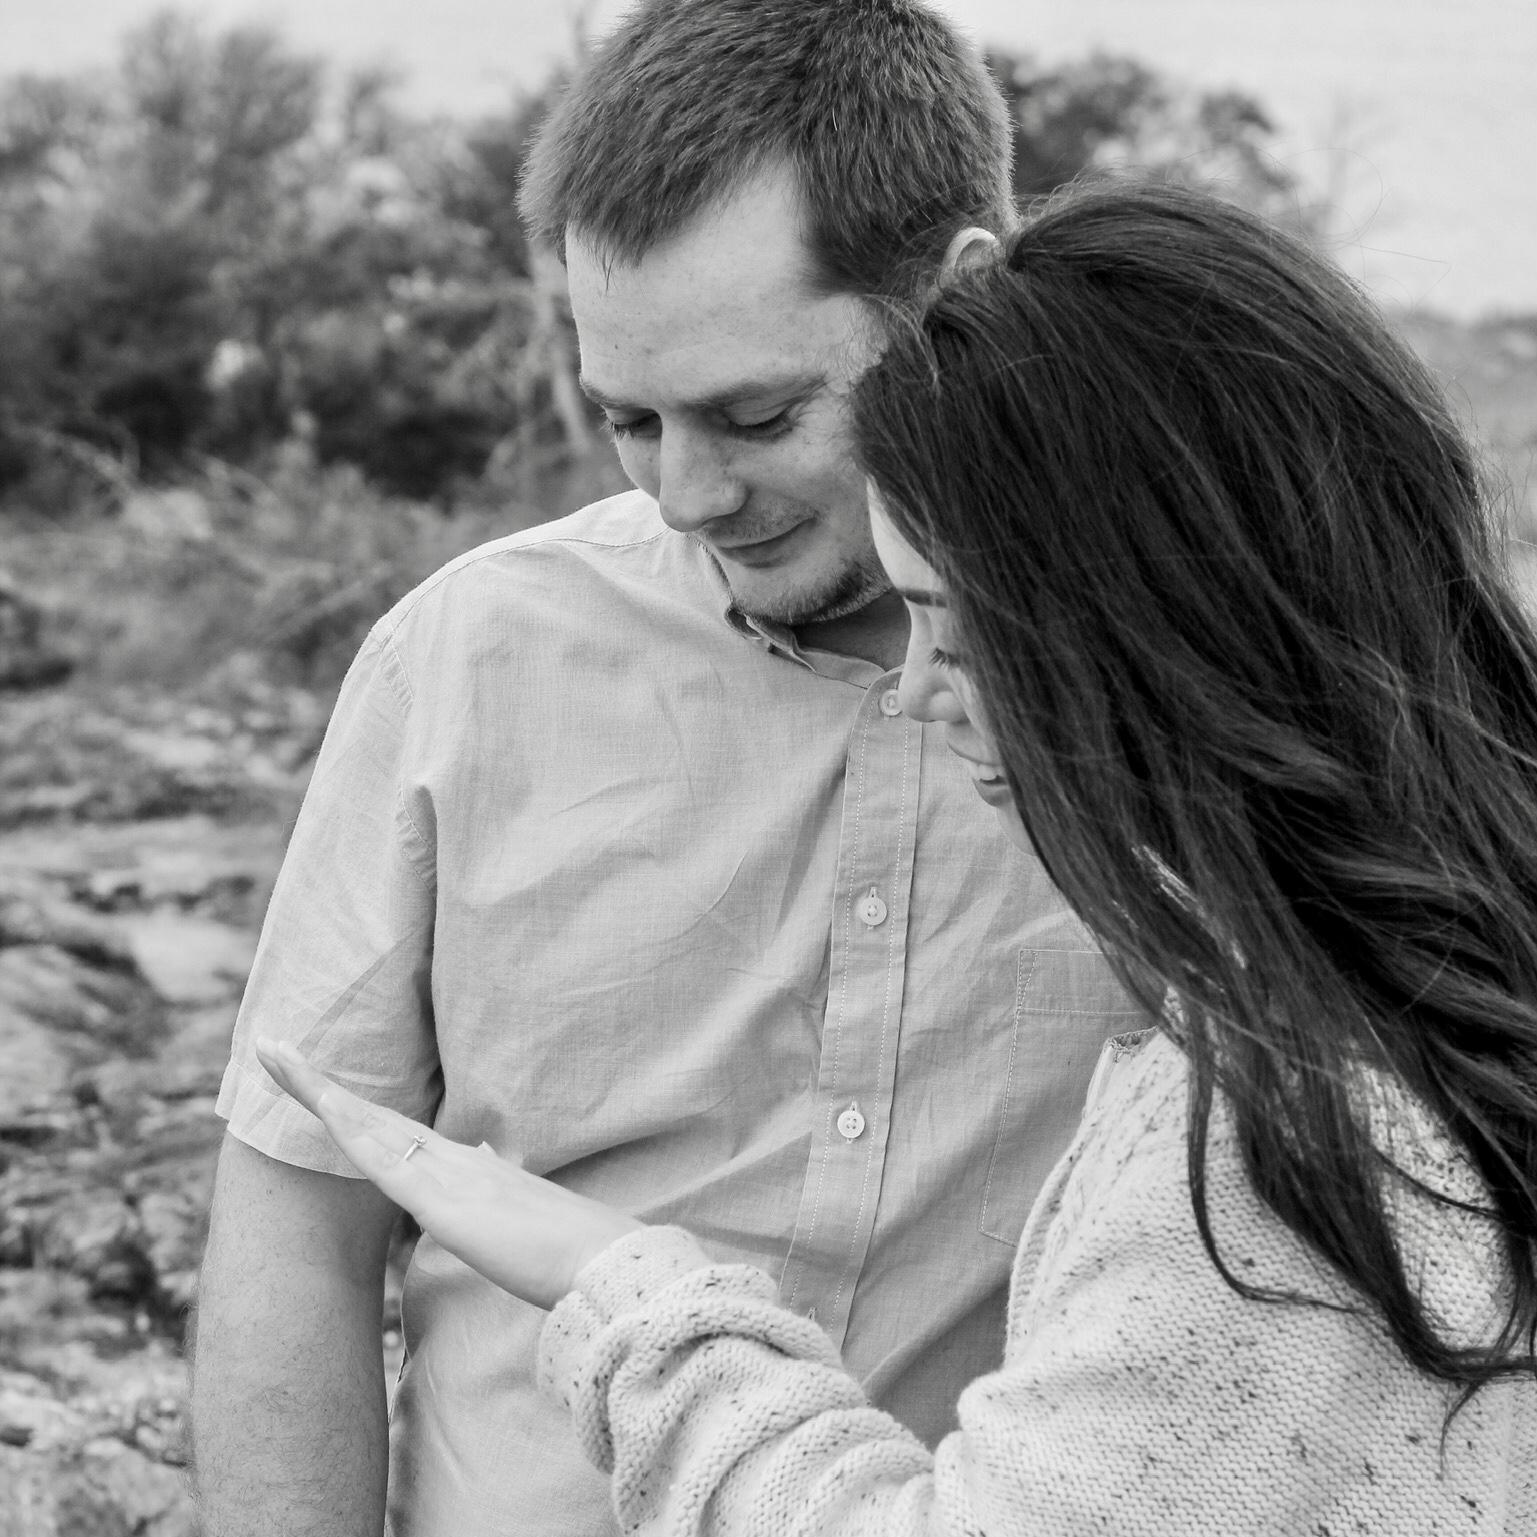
[939,226,1001,283]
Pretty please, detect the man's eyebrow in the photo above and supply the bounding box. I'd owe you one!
[896,587,947,608]
[578,371,824,414]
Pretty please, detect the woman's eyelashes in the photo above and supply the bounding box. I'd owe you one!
[929,646,963,671]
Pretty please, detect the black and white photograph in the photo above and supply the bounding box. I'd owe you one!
[2,3,1534,1532]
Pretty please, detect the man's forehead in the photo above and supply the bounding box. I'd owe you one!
[566,164,813,285]
[565,206,876,413]
[564,191,858,339]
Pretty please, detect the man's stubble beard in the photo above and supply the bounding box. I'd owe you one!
[716,542,892,629]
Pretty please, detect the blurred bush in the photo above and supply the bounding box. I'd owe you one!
[991,48,1332,234]
[0,10,1329,518]
[0,10,601,509]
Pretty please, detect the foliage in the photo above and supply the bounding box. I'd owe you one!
[988,49,1324,236]
[0,10,1344,518]
[0,9,591,506]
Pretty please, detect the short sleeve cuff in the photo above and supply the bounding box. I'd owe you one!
[215,1054,370,1177]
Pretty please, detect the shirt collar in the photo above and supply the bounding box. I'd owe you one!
[685,524,890,686]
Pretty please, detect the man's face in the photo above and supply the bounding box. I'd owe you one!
[566,168,888,627]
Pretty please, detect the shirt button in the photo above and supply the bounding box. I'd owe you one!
[858,886,888,927]
[879,688,902,716]
[837,1102,866,1140]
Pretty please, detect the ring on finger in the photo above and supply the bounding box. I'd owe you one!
[402,1133,427,1163]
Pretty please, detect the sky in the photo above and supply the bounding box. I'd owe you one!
[5,0,1536,318]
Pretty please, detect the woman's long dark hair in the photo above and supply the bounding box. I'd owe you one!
[855,179,1537,1403]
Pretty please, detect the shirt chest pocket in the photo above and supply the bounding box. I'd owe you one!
[978,944,1146,1245]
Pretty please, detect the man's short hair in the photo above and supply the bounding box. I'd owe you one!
[519,0,1014,297]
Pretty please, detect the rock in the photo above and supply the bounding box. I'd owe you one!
[0,1374,80,1451]
[0,944,162,1054]
[0,946,165,1138]
[114,913,254,1009]
[0,1274,129,1365]
[0,1353,198,1535]
[3,1157,216,1341]
[135,1192,207,1319]
[0,571,74,694]
[0,869,170,1139]
[0,1341,201,1533]
[0,1439,198,1537]
[0,874,134,961]
[0,1011,74,1133]
[0,691,290,831]
[34,1190,151,1304]
[0,818,286,919]
[0,642,337,1537]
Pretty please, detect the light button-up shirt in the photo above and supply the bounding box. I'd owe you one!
[216,490,1142,1536]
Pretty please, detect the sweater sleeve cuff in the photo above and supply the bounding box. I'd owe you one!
[579,1224,718,1315]
[537,1225,714,1417]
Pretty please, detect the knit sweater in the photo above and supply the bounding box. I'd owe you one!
[539,1029,1535,1534]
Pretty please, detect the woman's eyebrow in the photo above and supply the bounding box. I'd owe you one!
[577,376,626,411]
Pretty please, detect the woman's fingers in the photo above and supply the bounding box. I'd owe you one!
[254,1035,448,1195]
[254,1036,646,1307]
[257,1035,346,1119]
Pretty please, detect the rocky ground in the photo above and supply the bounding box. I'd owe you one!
[0,680,342,1535]
[0,460,473,1533]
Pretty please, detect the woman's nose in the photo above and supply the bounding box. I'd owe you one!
[898,651,966,726]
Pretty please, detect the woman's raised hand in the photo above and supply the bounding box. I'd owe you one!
[254,1037,644,1310]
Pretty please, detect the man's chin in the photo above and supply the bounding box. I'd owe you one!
[730,565,891,630]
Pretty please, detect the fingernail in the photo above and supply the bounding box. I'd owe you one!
[256,1036,298,1067]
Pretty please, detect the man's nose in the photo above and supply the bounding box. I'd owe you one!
[656,429,746,533]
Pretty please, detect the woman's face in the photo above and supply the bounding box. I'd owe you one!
[868,490,1030,851]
